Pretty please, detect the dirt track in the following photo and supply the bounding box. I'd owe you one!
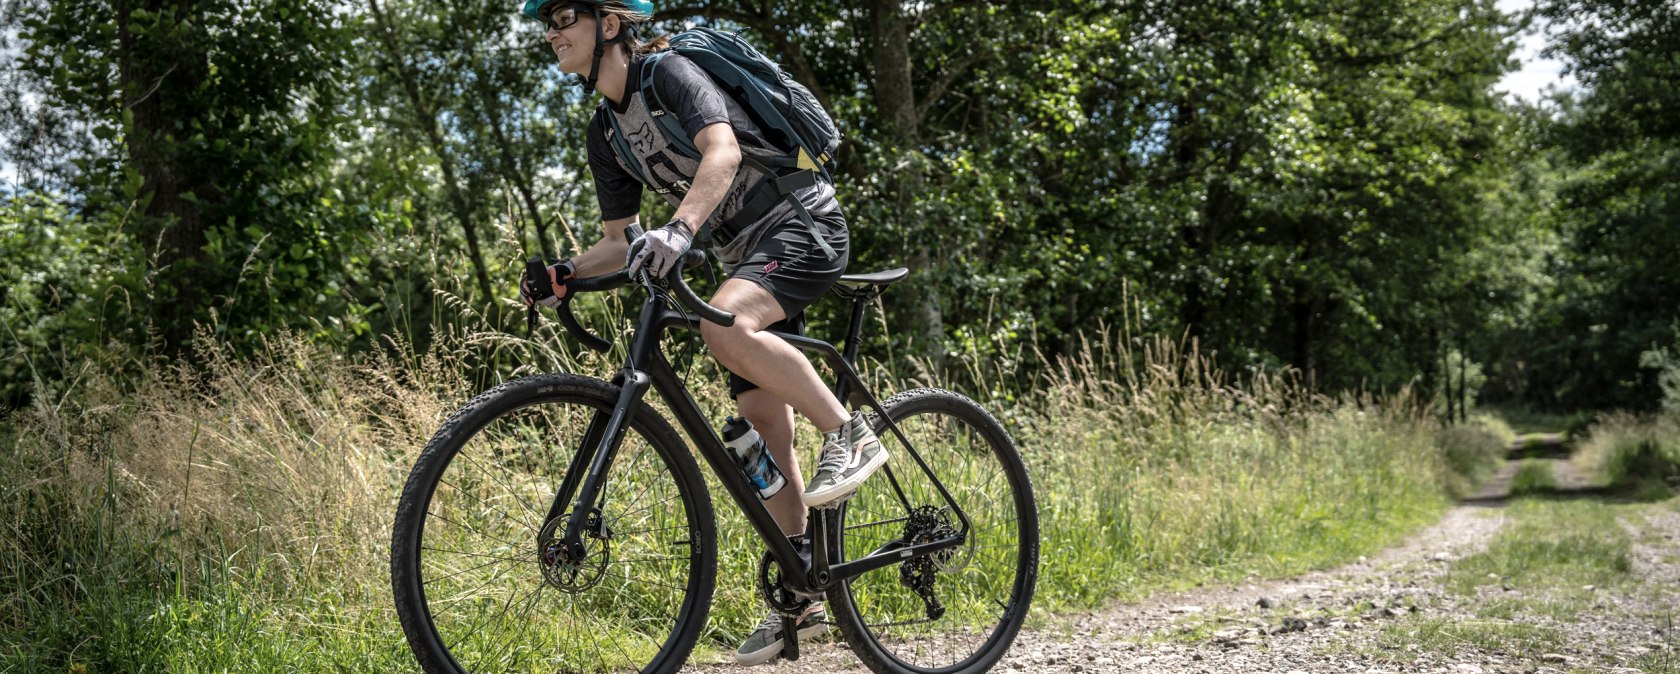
[692,457,1680,674]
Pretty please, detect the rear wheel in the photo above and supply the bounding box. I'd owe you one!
[828,388,1039,674]
[392,374,716,674]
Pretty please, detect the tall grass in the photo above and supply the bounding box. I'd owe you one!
[1572,412,1680,496]
[1016,329,1463,604]
[2,316,1491,671]
[1435,414,1514,498]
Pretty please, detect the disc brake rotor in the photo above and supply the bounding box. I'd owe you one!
[537,509,611,593]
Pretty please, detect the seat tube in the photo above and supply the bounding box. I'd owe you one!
[833,293,871,404]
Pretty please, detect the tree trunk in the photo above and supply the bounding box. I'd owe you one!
[118,0,215,357]
[1291,288,1315,387]
[868,0,917,144]
[1442,343,1455,423]
[368,0,495,305]
[1170,101,1207,342]
[1457,338,1469,423]
[865,0,943,365]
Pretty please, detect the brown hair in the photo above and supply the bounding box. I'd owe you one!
[594,3,669,55]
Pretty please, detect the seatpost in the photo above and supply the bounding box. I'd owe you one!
[833,287,876,405]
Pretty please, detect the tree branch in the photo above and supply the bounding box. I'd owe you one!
[915,50,985,127]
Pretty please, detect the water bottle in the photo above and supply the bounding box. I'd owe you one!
[721,416,786,500]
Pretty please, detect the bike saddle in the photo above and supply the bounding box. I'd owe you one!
[838,267,909,287]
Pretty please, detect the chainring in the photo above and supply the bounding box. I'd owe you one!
[757,550,814,618]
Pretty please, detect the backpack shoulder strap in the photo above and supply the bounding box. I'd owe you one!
[638,52,700,161]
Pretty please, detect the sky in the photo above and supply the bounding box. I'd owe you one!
[1495,0,1578,103]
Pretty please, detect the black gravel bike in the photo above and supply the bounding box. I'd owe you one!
[391,243,1039,674]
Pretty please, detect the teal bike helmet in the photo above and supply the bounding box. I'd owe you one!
[524,0,655,94]
[521,0,653,23]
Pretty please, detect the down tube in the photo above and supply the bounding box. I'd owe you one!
[642,352,807,582]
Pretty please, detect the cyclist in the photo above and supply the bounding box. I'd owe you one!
[516,0,886,663]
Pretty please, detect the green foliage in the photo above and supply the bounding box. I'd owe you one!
[1499,0,1680,411]
[1433,418,1511,498]
[1509,459,1560,496]
[0,0,1665,415]
[1574,413,1680,496]
[1639,327,1680,415]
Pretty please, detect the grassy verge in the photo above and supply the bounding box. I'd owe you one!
[1435,414,1514,497]
[1573,413,1680,498]
[2,328,1499,672]
[1364,495,1642,668]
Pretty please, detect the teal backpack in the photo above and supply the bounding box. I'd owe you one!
[602,28,842,256]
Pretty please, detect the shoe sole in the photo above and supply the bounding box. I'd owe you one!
[801,446,888,507]
[733,621,830,666]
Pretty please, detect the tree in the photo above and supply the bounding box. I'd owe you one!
[1510,0,1680,409]
[10,0,366,356]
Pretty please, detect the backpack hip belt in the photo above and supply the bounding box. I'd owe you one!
[716,158,835,260]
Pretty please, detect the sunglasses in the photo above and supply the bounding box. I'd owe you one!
[540,4,589,32]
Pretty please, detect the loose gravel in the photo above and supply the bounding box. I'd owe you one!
[689,458,1680,674]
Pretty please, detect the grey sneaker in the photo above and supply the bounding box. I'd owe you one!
[734,605,828,665]
[802,412,887,507]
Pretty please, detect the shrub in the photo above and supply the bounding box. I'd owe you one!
[1573,413,1680,495]
[1433,422,1509,499]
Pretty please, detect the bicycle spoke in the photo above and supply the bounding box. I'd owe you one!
[421,546,528,570]
[422,553,518,588]
[836,390,1037,673]
[394,379,714,674]
[450,451,544,533]
[423,509,526,551]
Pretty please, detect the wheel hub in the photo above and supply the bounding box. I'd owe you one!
[537,510,611,593]
[900,505,960,619]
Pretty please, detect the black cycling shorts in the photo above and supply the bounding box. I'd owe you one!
[726,208,849,399]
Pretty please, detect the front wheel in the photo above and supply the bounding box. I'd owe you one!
[828,388,1039,674]
[391,374,717,674]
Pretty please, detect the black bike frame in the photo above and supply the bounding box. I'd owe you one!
[543,281,972,597]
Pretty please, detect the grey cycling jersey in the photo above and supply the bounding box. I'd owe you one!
[587,53,837,270]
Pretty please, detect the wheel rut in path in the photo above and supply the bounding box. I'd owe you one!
[691,459,1679,673]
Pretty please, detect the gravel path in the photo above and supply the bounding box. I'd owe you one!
[689,458,1680,674]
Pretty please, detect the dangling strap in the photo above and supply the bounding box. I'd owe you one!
[740,156,836,261]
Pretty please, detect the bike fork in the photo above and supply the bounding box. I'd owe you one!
[545,369,651,563]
